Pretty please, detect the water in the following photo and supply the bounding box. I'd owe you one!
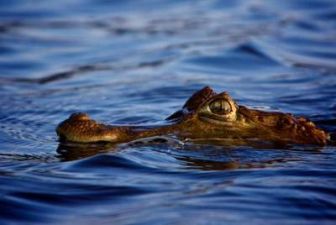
[1,0,336,224]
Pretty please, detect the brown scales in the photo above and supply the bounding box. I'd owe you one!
[56,86,330,146]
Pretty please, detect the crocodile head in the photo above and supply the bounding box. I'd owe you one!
[56,86,329,146]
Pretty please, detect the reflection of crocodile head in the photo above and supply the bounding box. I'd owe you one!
[56,86,329,146]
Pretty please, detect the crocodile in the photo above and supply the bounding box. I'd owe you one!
[56,86,330,146]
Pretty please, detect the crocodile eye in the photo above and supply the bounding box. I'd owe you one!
[209,99,231,115]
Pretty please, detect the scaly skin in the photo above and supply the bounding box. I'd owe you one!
[56,86,330,146]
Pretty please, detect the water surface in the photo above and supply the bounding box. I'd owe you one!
[1,0,336,224]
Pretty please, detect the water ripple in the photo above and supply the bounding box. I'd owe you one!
[1,0,336,225]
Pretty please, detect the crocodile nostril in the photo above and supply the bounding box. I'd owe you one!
[69,112,90,121]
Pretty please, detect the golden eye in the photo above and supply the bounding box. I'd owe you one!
[209,99,231,115]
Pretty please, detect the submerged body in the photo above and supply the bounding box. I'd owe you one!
[57,86,329,146]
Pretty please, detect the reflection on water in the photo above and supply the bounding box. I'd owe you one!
[0,0,336,224]
[56,138,304,171]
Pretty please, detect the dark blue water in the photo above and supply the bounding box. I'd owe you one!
[1,0,336,224]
